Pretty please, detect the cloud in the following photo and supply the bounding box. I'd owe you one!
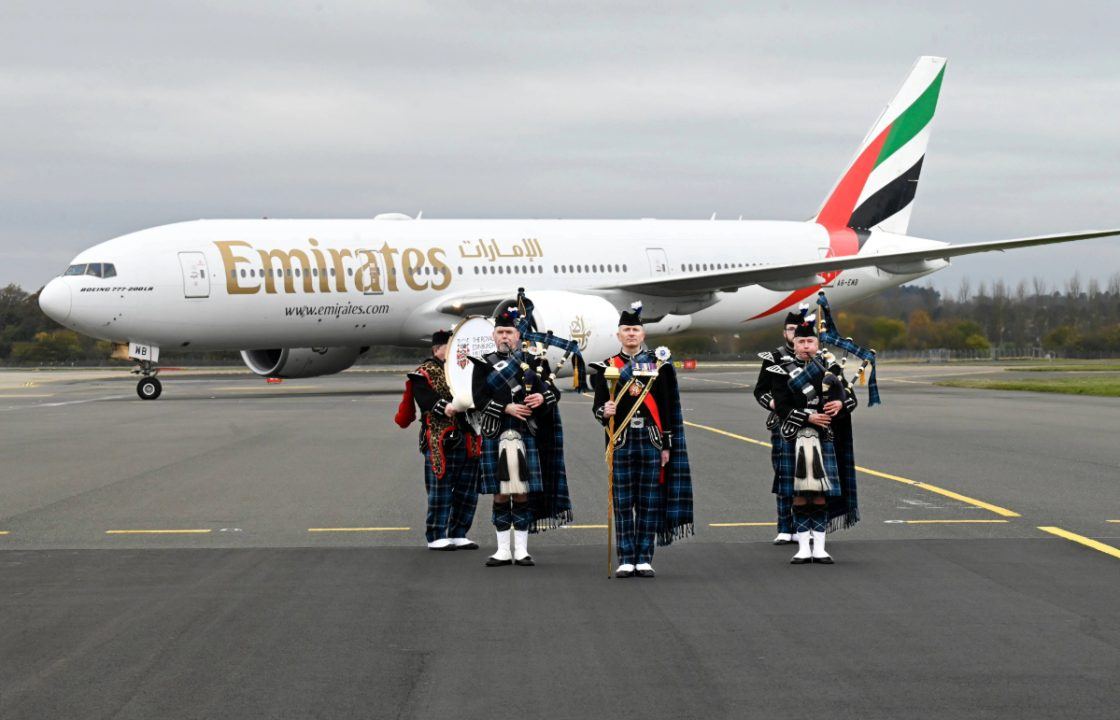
[1,1,1118,293]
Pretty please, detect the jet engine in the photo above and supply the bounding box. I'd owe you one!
[240,346,370,378]
[511,291,623,366]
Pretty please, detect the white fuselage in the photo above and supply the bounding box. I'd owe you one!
[41,217,943,351]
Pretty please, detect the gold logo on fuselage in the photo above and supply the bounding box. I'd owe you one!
[570,315,590,350]
[214,239,452,295]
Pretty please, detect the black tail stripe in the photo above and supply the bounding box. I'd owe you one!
[848,156,924,230]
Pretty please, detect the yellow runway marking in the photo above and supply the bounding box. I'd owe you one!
[214,386,320,392]
[899,519,1010,525]
[106,529,212,535]
[684,420,1021,518]
[685,377,753,389]
[1108,520,1120,523]
[710,522,776,528]
[859,467,1020,518]
[566,524,608,529]
[1038,526,1120,560]
[0,393,54,398]
[0,531,9,535]
[307,527,410,532]
[684,421,772,448]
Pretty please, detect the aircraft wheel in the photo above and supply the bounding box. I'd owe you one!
[137,377,162,400]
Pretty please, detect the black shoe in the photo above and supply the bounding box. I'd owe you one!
[790,556,812,565]
[485,556,513,567]
[514,556,535,566]
[812,555,834,564]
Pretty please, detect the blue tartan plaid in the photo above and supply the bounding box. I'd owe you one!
[793,505,828,533]
[479,429,545,495]
[611,436,663,565]
[523,329,581,356]
[775,495,794,534]
[817,292,880,406]
[773,434,842,499]
[827,414,860,532]
[769,425,794,533]
[423,443,480,542]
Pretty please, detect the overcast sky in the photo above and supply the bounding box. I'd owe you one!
[3,1,1118,295]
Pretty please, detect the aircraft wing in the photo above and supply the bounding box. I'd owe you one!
[605,229,1120,297]
[435,292,512,316]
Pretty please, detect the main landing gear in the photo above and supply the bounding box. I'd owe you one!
[132,358,162,400]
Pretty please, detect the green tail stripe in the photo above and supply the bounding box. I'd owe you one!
[875,66,945,168]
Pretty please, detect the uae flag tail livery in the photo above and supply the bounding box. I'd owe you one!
[753,56,946,320]
[816,55,946,242]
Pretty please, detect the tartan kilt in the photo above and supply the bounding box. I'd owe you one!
[773,433,842,498]
[769,425,781,494]
[479,432,544,495]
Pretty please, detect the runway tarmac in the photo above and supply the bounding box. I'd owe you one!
[1,363,1118,718]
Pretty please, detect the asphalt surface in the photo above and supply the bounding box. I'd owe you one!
[1,364,1118,719]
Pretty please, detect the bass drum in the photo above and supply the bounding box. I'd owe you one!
[445,315,496,412]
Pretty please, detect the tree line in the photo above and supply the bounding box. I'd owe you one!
[3,273,1119,364]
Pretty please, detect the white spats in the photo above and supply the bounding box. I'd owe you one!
[488,529,512,564]
[616,563,635,578]
[791,531,812,563]
[635,563,655,577]
[427,538,454,550]
[811,530,833,563]
[773,532,793,545]
[513,530,533,565]
[451,537,478,549]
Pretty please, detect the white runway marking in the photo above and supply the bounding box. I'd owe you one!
[0,395,129,412]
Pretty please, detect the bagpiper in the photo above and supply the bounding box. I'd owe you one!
[590,303,693,578]
[753,309,803,545]
[768,313,860,564]
[395,329,482,550]
[470,306,572,566]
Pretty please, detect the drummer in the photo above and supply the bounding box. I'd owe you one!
[401,329,483,550]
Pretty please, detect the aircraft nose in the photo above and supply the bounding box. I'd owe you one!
[39,278,72,322]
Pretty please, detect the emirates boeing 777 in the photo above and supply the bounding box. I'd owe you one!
[37,56,1118,398]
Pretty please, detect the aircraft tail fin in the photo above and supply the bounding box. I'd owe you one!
[814,56,946,236]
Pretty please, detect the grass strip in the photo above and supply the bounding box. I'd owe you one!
[936,377,1120,397]
[1012,365,1120,372]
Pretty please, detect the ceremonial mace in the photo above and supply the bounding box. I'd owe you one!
[603,364,621,579]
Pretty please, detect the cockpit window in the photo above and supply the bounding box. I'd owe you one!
[65,262,116,278]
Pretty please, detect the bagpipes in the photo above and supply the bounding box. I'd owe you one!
[786,292,881,407]
[483,288,583,396]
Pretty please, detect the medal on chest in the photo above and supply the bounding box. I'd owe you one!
[628,380,644,397]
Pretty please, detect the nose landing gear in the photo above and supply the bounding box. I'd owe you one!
[136,373,162,400]
[128,342,163,399]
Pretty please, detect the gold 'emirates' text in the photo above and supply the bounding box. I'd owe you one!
[215,239,451,295]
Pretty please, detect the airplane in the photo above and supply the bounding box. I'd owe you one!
[37,56,1118,399]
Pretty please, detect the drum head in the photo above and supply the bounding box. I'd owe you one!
[445,316,496,409]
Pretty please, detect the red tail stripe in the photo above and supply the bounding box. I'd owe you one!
[816,124,892,229]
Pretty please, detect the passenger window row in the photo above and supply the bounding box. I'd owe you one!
[682,262,767,272]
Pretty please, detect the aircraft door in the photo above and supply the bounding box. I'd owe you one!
[178,252,210,298]
[645,248,670,275]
